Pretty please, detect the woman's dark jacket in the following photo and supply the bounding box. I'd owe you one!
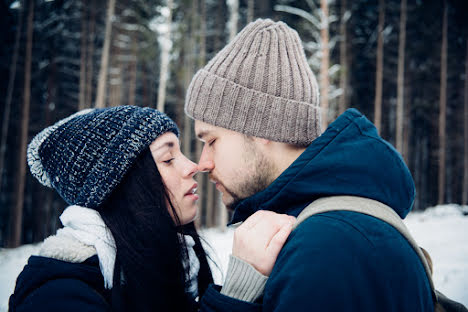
[9,234,214,312]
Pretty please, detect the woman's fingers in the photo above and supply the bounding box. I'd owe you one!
[265,222,294,265]
[232,210,296,276]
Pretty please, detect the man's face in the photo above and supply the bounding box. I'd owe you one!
[195,120,276,209]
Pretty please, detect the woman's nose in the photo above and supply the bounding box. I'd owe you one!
[184,159,199,178]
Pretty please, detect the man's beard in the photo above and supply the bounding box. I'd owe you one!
[213,147,277,210]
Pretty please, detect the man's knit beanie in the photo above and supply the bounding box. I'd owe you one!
[185,18,321,146]
[27,105,179,209]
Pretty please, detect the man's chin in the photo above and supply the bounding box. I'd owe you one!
[218,185,243,210]
[223,196,242,211]
[221,196,234,210]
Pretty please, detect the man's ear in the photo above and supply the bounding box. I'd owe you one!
[253,137,271,146]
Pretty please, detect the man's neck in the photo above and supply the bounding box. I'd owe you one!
[269,142,306,181]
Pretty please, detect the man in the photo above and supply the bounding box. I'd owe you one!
[185,19,433,311]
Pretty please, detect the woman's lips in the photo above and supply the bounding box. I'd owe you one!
[184,183,199,200]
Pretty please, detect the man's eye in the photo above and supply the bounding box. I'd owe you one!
[163,158,174,164]
[208,139,216,147]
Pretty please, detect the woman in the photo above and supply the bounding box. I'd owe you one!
[8,106,293,312]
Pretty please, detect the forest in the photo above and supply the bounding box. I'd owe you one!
[0,0,467,248]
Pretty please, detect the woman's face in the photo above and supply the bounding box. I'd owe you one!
[150,132,199,225]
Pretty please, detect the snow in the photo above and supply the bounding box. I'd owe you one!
[9,1,20,10]
[404,205,468,305]
[0,244,41,311]
[1,205,467,311]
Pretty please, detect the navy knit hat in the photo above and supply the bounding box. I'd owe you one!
[27,106,179,209]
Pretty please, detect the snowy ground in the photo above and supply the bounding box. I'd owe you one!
[1,205,467,311]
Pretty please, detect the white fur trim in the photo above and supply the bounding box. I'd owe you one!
[39,231,97,263]
[27,108,95,187]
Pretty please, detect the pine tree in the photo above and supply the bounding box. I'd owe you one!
[9,0,34,247]
[438,0,447,204]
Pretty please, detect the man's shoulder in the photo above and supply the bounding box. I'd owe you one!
[270,209,427,287]
[289,210,399,248]
[263,210,433,311]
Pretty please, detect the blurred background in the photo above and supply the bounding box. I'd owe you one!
[0,0,468,249]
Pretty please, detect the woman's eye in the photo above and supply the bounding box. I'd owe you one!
[163,158,174,164]
[209,139,216,147]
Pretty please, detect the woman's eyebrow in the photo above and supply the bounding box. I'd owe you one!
[152,141,174,153]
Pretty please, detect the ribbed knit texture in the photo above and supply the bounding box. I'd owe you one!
[220,255,268,302]
[27,106,179,209]
[185,19,321,146]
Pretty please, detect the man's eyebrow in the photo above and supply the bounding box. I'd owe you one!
[196,130,209,140]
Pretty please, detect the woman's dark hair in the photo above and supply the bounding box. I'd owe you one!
[99,147,212,311]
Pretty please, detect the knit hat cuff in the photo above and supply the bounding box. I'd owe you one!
[185,69,321,145]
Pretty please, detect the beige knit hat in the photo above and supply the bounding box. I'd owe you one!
[185,19,321,146]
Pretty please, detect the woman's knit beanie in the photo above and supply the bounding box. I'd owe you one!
[185,18,321,146]
[27,105,179,209]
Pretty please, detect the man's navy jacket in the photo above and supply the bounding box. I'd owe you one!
[201,108,433,312]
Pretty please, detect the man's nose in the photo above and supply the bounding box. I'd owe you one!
[198,148,214,172]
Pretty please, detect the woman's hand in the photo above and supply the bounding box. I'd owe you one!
[232,210,296,276]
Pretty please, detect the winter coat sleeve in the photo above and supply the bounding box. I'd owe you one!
[220,255,268,302]
[11,278,111,312]
[198,254,266,312]
[199,284,262,312]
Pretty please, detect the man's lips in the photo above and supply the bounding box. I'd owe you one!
[209,175,226,193]
[209,174,220,185]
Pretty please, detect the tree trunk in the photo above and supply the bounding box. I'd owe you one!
[109,23,122,108]
[227,0,239,41]
[8,0,34,247]
[403,71,411,163]
[41,54,57,240]
[142,66,150,107]
[338,0,348,115]
[199,0,206,68]
[215,1,226,51]
[422,136,429,209]
[0,0,24,194]
[196,0,209,226]
[200,0,208,222]
[199,0,217,228]
[128,37,138,107]
[78,0,88,111]
[374,0,385,133]
[463,38,468,205]
[185,0,199,227]
[157,0,173,112]
[95,0,116,108]
[217,0,240,229]
[320,0,330,130]
[438,1,447,205]
[247,0,254,24]
[396,0,407,157]
[256,0,271,18]
[85,0,96,107]
[413,132,421,210]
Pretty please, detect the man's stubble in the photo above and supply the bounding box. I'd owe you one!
[212,138,278,210]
